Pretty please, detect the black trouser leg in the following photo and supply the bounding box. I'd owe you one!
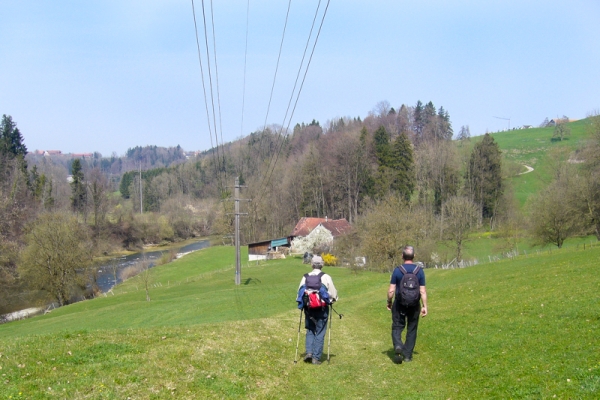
[391,300,405,350]
[391,301,420,358]
[403,305,421,358]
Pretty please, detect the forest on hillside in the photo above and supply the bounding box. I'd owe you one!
[2,104,600,314]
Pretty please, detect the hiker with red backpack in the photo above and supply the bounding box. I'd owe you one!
[297,255,338,365]
[386,246,428,363]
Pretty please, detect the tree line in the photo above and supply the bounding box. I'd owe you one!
[2,107,600,314]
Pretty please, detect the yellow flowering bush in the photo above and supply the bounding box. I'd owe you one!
[322,253,338,266]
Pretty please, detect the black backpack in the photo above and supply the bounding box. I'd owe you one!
[397,265,421,307]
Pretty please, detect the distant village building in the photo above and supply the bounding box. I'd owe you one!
[34,150,62,156]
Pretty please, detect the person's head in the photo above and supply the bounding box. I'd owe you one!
[402,246,415,261]
[311,255,324,269]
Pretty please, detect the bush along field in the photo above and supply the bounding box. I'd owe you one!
[0,245,599,399]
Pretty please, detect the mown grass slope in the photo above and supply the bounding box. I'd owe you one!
[487,119,591,206]
[1,245,599,399]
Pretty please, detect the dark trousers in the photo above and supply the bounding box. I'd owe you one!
[391,300,421,358]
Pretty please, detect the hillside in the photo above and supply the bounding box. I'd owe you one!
[1,245,598,398]
[488,119,591,205]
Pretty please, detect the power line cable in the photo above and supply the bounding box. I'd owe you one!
[283,0,330,132]
[257,0,323,193]
[256,0,293,162]
[257,0,331,203]
[200,0,224,191]
[240,0,250,138]
[191,0,221,184]
[209,0,227,181]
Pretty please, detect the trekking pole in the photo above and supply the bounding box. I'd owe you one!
[331,304,344,319]
[327,304,333,364]
[293,308,304,364]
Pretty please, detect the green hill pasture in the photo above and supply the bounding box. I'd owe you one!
[487,119,591,206]
[1,245,598,399]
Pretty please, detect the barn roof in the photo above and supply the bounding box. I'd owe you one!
[291,217,352,237]
[290,217,327,237]
[320,219,352,237]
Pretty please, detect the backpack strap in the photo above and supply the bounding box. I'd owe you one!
[398,265,407,275]
[317,271,324,279]
[412,265,421,276]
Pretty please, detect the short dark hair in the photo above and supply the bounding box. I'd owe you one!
[402,246,415,261]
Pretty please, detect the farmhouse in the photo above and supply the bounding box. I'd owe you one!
[290,217,352,254]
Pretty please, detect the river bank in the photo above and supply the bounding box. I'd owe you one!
[1,238,212,323]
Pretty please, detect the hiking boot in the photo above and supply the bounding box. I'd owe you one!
[312,358,322,365]
[404,357,412,362]
[304,353,313,363]
[394,346,405,364]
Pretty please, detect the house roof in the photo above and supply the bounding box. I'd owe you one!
[291,217,352,237]
[320,219,352,237]
[291,217,327,237]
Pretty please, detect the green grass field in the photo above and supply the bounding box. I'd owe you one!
[1,245,599,399]
[487,119,591,206]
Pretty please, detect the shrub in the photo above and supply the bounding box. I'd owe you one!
[322,253,338,266]
[157,249,177,266]
[120,263,145,281]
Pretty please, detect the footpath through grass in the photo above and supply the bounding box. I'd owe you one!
[1,245,599,399]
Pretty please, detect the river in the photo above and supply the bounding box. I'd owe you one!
[0,240,210,323]
[94,239,210,292]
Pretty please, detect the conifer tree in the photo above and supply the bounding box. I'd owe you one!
[0,115,27,158]
[70,158,87,215]
[391,131,415,201]
[465,133,503,221]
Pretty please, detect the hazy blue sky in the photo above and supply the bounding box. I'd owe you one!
[1,1,599,156]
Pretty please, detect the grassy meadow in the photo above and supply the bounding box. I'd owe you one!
[1,245,599,399]
[484,119,591,206]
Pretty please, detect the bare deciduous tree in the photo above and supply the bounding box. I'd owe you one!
[19,212,92,306]
[138,257,152,302]
[358,194,433,272]
[443,196,479,261]
[528,176,582,248]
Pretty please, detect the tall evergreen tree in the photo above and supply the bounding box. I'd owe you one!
[391,132,415,201]
[465,133,503,221]
[413,101,424,140]
[0,115,27,158]
[437,106,453,140]
[373,125,392,167]
[70,158,87,214]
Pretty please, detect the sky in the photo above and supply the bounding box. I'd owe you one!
[1,0,599,156]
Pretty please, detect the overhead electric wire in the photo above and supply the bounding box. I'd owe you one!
[191,0,221,185]
[283,0,330,132]
[257,0,293,160]
[209,0,227,180]
[200,0,224,187]
[256,0,331,204]
[261,0,293,132]
[240,0,250,138]
[279,0,323,134]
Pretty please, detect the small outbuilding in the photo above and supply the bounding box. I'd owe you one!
[247,237,292,261]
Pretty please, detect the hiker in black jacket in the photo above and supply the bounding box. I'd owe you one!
[386,246,428,363]
[298,255,338,365]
